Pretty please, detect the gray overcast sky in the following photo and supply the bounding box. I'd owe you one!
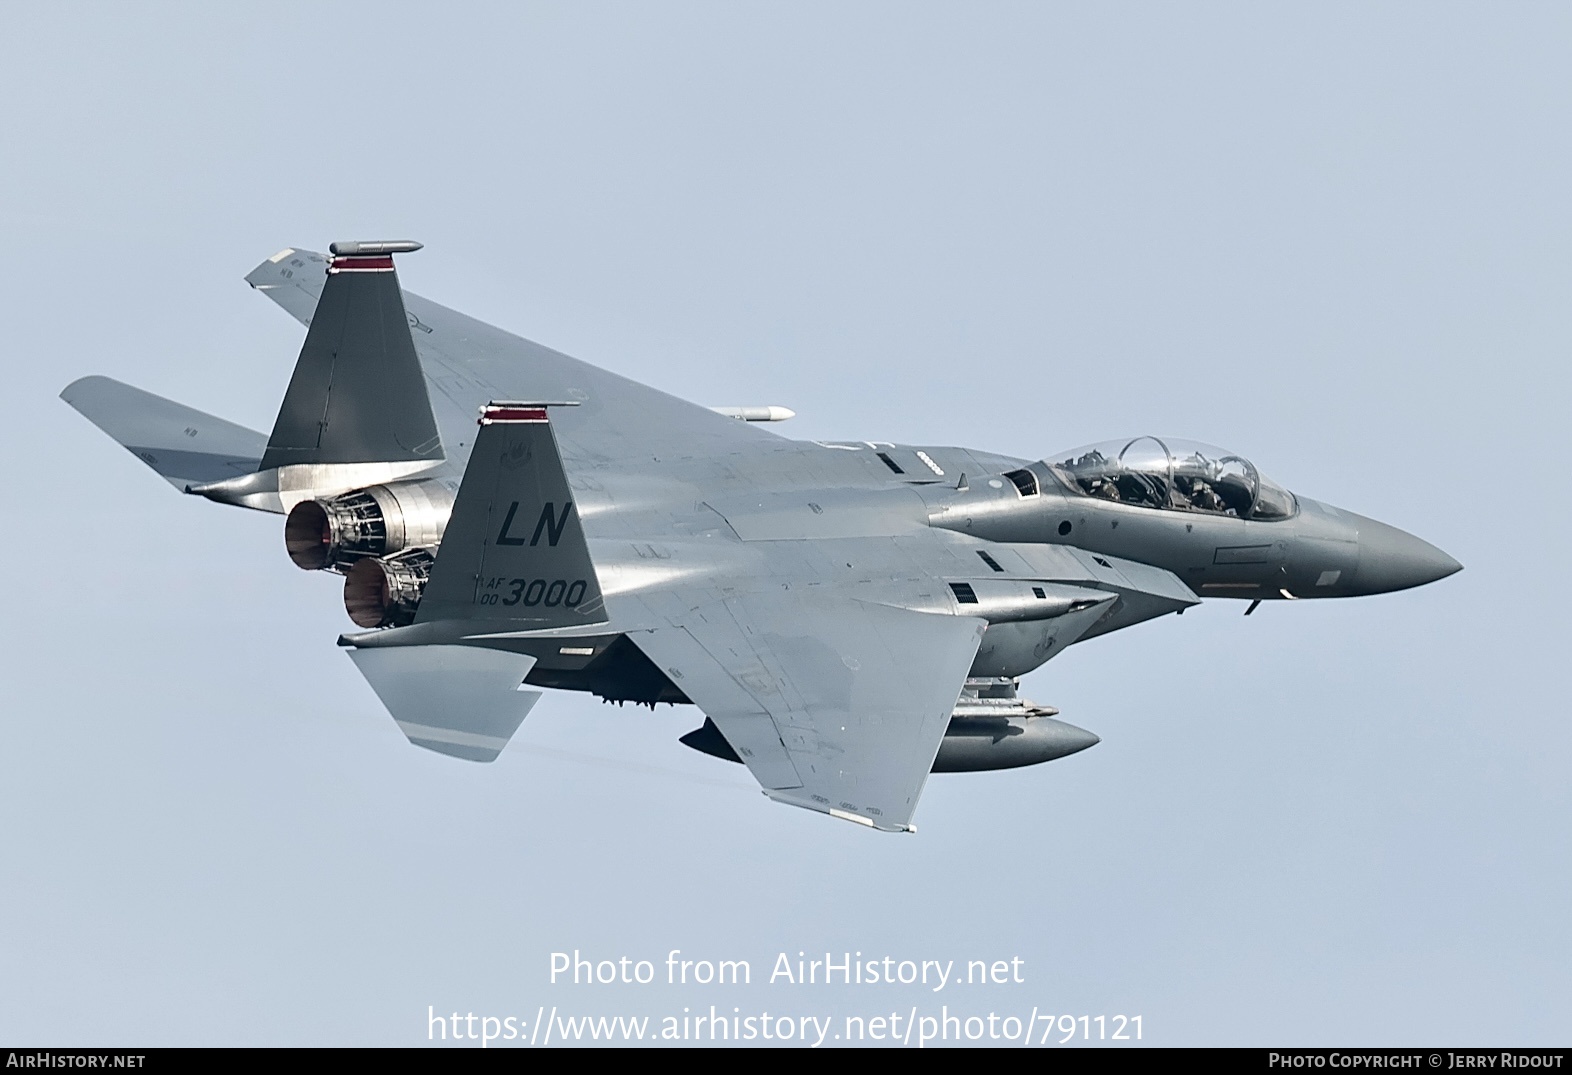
[2,1,1567,1047]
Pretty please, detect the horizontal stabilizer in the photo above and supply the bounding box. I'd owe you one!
[60,375,267,488]
[346,644,540,762]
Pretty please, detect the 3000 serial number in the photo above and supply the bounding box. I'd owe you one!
[478,577,588,608]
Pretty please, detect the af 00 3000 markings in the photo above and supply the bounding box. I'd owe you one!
[60,239,1461,833]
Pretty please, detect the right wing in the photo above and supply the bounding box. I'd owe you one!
[631,595,986,832]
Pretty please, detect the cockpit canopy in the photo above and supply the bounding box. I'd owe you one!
[1044,436,1297,520]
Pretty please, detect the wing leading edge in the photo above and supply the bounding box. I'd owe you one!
[632,596,985,832]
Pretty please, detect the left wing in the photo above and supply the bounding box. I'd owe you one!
[632,596,985,832]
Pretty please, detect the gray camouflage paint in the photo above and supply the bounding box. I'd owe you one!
[60,244,1460,833]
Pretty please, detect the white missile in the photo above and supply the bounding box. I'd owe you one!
[709,405,796,422]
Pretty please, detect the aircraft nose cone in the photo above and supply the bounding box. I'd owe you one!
[1351,516,1462,595]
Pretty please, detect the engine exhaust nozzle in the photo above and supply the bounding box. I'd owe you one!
[343,549,435,628]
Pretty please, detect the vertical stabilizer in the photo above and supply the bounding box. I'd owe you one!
[260,241,442,470]
[416,402,607,629]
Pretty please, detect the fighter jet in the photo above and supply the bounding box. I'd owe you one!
[60,241,1460,833]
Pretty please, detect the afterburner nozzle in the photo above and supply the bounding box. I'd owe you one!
[344,549,435,628]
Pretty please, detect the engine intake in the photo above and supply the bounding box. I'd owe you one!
[285,480,454,572]
[344,548,436,628]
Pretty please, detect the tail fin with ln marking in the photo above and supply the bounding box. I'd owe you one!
[413,402,607,629]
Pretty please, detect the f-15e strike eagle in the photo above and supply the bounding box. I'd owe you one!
[62,241,1461,832]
